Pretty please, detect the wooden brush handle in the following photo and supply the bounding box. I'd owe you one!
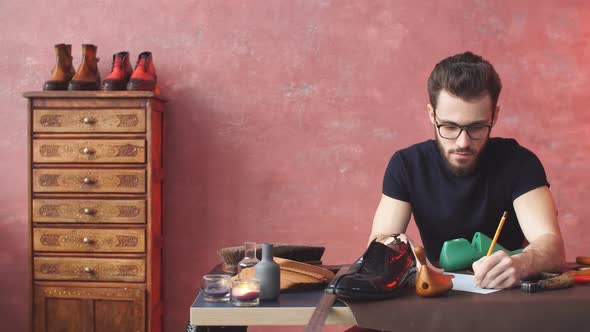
[576,256,590,266]
[541,273,574,290]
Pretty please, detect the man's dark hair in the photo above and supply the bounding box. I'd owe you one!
[427,51,502,111]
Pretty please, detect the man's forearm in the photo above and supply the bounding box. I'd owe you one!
[515,233,565,279]
[368,195,412,246]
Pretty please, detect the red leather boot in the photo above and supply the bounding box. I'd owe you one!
[101,51,133,91]
[68,44,101,91]
[127,51,158,92]
[43,44,75,91]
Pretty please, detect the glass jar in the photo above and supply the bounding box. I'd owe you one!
[237,241,260,278]
[201,274,231,302]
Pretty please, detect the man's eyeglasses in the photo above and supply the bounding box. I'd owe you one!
[434,114,492,140]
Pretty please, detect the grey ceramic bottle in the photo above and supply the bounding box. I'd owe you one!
[255,243,280,301]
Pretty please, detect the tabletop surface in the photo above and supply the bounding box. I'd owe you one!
[345,283,590,331]
[190,283,590,328]
[190,288,355,326]
[190,262,590,329]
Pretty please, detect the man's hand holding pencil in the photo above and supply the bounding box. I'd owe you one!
[472,211,529,289]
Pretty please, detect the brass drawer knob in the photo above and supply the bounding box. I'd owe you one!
[82,177,95,185]
[82,117,96,124]
[82,237,92,245]
[82,208,95,215]
[81,147,95,155]
[82,267,93,273]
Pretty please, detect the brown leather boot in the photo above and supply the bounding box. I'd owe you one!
[68,44,101,91]
[43,44,75,91]
[101,51,133,91]
[127,51,158,92]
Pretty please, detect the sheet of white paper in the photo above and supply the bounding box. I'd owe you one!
[446,272,501,294]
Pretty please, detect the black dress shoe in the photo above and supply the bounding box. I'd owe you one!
[328,235,416,300]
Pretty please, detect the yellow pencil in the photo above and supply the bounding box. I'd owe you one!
[486,211,508,256]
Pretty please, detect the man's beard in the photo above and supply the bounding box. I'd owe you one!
[435,135,486,176]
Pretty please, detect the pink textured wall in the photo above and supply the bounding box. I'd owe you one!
[1,1,590,331]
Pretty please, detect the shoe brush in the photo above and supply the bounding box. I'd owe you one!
[217,244,326,274]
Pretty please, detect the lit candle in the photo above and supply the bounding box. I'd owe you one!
[231,284,260,301]
[231,279,261,306]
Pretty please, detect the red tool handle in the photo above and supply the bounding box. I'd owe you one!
[573,275,590,283]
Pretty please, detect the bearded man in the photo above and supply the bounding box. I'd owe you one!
[369,51,564,289]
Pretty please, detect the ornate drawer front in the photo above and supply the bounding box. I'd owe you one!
[33,199,145,224]
[34,257,145,282]
[33,139,146,163]
[33,108,145,133]
[33,228,145,253]
[33,169,145,193]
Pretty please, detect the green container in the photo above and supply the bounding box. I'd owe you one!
[439,232,522,271]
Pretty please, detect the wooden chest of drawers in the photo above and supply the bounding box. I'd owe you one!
[24,91,165,332]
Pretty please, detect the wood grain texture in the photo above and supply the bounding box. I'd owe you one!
[26,92,164,331]
[145,101,165,332]
[33,108,146,133]
[190,306,356,326]
[33,199,146,223]
[33,228,146,253]
[37,297,85,332]
[24,90,166,101]
[34,256,145,282]
[33,168,146,193]
[33,139,146,163]
[34,285,145,332]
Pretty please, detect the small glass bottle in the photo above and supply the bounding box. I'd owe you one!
[237,242,260,279]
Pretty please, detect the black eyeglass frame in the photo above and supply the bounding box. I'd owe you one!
[433,112,494,140]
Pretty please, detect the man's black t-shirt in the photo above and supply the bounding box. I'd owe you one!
[383,137,549,261]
